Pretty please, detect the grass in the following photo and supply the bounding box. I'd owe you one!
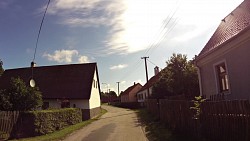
[136,109,209,141]
[9,108,107,141]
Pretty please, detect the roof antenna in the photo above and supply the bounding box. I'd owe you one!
[30,0,51,87]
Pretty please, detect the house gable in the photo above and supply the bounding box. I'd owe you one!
[89,67,101,109]
[120,83,142,102]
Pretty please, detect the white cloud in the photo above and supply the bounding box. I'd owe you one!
[110,64,128,70]
[43,49,78,63]
[134,79,143,85]
[45,0,243,55]
[47,0,119,27]
[78,56,90,63]
[62,17,109,28]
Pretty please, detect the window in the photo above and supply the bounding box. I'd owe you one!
[42,102,49,109]
[93,80,95,88]
[61,99,70,108]
[216,63,229,93]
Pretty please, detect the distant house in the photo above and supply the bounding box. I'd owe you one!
[195,0,250,100]
[137,66,160,105]
[120,83,142,103]
[0,63,101,120]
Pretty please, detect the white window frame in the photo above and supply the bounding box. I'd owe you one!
[213,60,231,95]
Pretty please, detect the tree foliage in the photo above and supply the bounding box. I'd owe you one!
[0,77,43,111]
[152,53,199,99]
[108,91,117,97]
[101,91,117,98]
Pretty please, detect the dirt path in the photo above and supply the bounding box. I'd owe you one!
[62,105,148,141]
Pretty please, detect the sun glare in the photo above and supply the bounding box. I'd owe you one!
[109,0,178,53]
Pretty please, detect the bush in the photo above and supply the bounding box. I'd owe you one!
[12,108,82,138]
[0,77,42,111]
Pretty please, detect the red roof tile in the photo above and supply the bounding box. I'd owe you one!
[138,72,161,93]
[198,0,250,58]
[0,63,100,99]
[120,83,142,96]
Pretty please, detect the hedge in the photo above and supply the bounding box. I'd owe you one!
[11,108,82,138]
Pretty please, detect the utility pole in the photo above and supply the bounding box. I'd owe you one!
[141,56,149,98]
[116,82,120,96]
[102,83,109,104]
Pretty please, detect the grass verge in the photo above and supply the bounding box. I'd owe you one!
[136,109,209,141]
[10,108,107,141]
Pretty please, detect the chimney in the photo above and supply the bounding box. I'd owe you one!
[134,82,136,85]
[154,66,159,75]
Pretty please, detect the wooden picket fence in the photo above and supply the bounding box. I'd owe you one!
[0,111,19,140]
[145,99,250,141]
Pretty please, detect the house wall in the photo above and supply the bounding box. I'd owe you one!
[197,30,250,100]
[129,85,142,102]
[43,99,90,109]
[71,100,90,109]
[89,68,101,109]
[137,91,145,103]
[44,100,61,108]
[137,87,153,103]
[121,94,129,102]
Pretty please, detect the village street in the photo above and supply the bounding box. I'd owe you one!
[63,105,148,141]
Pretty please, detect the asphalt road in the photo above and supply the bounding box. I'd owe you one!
[63,105,148,141]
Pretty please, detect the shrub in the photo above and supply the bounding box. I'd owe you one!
[13,108,82,138]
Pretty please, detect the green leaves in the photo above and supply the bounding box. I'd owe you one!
[190,96,206,119]
[152,53,199,99]
[0,77,42,111]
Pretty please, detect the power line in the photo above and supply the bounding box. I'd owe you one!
[33,0,51,62]
[147,58,159,68]
[117,1,181,84]
[144,3,180,56]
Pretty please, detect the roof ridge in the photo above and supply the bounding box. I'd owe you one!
[197,0,250,58]
[6,62,97,70]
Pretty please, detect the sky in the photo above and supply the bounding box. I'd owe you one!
[0,0,243,94]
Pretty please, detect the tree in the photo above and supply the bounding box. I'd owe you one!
[108,91,117,97]
[0,90,12,110]
[0,59,4,76]
[0,77,43,111]
[152,53,199,99]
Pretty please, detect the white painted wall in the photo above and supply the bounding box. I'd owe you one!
[137,86,154,103]
[45,99,61,108]
[89,68,101,109]
[43,68,101,110]
[43,99,90,109]
[71,99,90,109]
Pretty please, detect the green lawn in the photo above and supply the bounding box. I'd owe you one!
[136,109,209,141]
[10,108,107,141]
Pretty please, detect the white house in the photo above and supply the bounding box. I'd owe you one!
[0,63,101,120]
[137,66,161,105]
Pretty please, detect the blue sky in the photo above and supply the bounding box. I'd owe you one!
[0,0,243,94]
